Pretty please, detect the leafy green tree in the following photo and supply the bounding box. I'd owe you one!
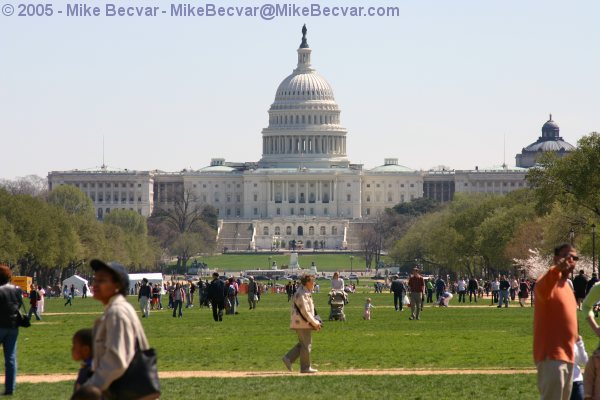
[104,209,148,236]
[528,132,600,218]
[47,185,95,218]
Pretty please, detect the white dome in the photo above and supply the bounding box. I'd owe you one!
[275,72,335,102]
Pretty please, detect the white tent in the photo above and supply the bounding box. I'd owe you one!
[128,273,164,295]
[62,275,89,296]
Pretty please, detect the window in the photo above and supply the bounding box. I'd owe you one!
[226,195,231,203]
[310,208,314,215]
[254,208,258,215]
[410,184,414,188]
[253,194,258,201]
[366,208,370,215]
[236,209,241,217]
[254,183,257,187]
[387,194,392,202]
[346,194,351,201]
[263,227,269,235]
[324,208,328,215]
[309,226,315,235]
[274,226,281,235]
[366,184,370,188]
[276,208,281,215]
[138,183,141,188]
[226,209,231,216]
[320,226,326,235]
[236,195,241,202]
[138,196,142,202]
[286,226,292,235]
[401,184,405,188]
[346,183,351,187]
[331,226,338,235]
[366,195,371,202]
[290,208,295,215]
[376,184,380,188]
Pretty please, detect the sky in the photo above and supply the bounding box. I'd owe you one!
[1,0,599,179]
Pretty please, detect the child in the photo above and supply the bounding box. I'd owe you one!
[363,298,373,320]
[572,335,588,400]
[72,328,93,392]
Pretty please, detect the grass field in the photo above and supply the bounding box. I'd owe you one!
[5,288,597,399]
[188,253,371,272]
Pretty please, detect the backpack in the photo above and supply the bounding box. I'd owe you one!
[227,285,236,296]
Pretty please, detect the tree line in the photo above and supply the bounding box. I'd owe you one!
[0,183,217,286]
[372,132,600,278]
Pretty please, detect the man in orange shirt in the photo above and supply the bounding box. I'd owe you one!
[533,244,578,400]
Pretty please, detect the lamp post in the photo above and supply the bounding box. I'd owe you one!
[593,224,597,275]
[569,229,575,279]
[350,255,354,275]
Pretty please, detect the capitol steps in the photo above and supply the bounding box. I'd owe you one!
[216,221,255,252]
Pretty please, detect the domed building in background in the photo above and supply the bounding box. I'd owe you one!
[49,26,571,251]
[516,115,576,168]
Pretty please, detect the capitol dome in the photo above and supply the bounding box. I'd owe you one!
[274,72,335,102]
[258,25,349,169]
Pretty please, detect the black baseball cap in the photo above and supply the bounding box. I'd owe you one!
[90,259,130,293]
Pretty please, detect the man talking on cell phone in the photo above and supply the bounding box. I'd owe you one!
[533,243,578,400]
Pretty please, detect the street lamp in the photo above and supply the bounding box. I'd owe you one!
[350,255,354,275]
[593,224,597,275]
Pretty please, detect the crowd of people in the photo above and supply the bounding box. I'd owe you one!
[4,244,600,398]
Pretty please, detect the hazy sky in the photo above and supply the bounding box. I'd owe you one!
[1,0,599,179]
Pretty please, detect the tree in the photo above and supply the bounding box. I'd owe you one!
[0,175,48,197]
[528,132,600,218]
[151,189,208,234]
[104,209,148,236]
[170,233,205,273]
[47,185,95,218]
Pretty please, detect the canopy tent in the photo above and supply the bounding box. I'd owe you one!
[62,275,89,296]
[128,273,164,295]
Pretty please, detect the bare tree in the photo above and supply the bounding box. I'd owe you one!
[0,175,48,197]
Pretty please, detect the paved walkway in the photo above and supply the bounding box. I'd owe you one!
[17,368,536,383]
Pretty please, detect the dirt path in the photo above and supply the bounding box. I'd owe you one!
[17,368,536,383]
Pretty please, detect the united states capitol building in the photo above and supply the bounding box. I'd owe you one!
[48,27,575,251]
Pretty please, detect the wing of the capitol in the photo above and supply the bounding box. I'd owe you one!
[47,27,576,251]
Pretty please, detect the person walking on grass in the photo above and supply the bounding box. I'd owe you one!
[0,265,24,396]
[426,279,434,303]
[573,270,588,311]
[497,275,510,308]
[518,278,530,307]
[282,274,321,374]
[457,277,467,303]
[64,284,73,306]
[27,284,41,322]
[172,283,185,318]
[390,275,406,312]
[207,273,225,322]
[138,278,151,318]
[435,276,446,301]
[248,276,259,310]
[408,268,425,320]
[533,244,578,400]
[468,277,478,303]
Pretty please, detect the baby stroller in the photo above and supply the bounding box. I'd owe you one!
[328,289,348,321]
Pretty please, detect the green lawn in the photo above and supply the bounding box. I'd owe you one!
[6,292,594,399]
[12,374,539,399]
[188,253,369,272]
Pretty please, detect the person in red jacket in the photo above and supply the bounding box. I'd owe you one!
[533,244,578,400]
